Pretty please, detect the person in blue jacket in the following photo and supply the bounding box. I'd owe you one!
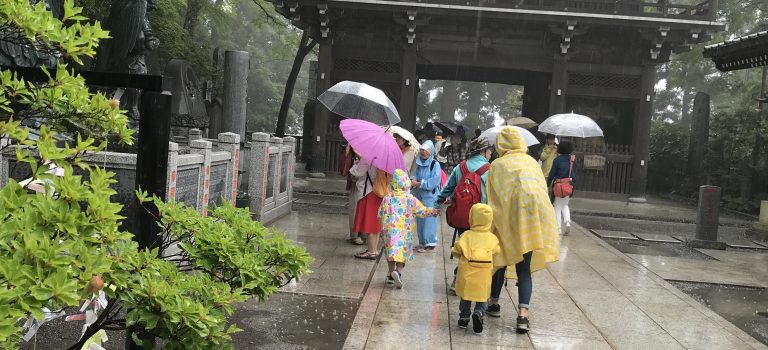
[436,137,494,293]
[411,140,443,252]
[547,140,576,235]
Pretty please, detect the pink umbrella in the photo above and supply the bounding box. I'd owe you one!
[340,119,406,174]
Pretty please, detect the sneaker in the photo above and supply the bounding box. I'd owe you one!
[457,318,469,329]
[386,275,394,285]
[391,271,403,289]
[472,313,484,334]
[352,237,364,245]
[486,304,501,318]
[516,316,530,334]
[565,222,571,235]
[424,246,437,252]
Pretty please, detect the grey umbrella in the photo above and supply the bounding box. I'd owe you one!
[317,81,401,125]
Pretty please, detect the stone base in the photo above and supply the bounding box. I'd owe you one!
[688,239,727,250]
[745,222,768,240]
[628,197,647,204]
[308,172,326,179]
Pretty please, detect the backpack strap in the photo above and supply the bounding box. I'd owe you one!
[459,160,470,176]
[430,159,436,194]
[476,163,491,176]
[567,154,575,179]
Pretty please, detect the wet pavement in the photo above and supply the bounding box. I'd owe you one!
[342,214,767,349]
[668,281,768,346]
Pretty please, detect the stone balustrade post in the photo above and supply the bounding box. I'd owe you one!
[249,132,271,218]
[191,139,212,216]
[216,132,240,203]
[166,142,179,201]
[283,136,296,205]
[270,136,284,204]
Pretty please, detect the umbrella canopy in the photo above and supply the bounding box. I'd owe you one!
[385,125,420,150]
[506,117,539,129]
[434,121,466,136]
[318,81,401,125]
[538,112,604,138]
[480,126,540,148]
[340,119,406,174]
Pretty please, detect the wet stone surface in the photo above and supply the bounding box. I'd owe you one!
[668,280,768,346]
[602,238,717,260]
[18,294,359,350]
[230,293,359,350]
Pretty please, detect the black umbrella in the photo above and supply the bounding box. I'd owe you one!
[317,81,401,125]
[434,121,467,136]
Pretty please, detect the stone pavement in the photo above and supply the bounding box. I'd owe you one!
[342,218,768,350]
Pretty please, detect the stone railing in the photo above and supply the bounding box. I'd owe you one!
[167,132,241,217]
[241,132,295,224]
[0,130,296,225]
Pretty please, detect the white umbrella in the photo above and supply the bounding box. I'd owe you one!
[480,126,540,147]
[318,81,401,125]
[384,125,420,150]
[538,112,604,138]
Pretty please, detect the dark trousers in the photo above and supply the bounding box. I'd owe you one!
[490,251,533,308]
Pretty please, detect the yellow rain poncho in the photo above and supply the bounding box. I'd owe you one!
[451,204,500,302]
[487,127,559,275]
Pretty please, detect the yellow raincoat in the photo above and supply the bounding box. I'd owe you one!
[451,204,500,302]
[487,127,559,276]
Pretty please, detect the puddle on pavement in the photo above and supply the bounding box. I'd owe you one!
[668,280,768,346]
[601,238,716,260]
[19,293,358,350]
[230,293,359,350]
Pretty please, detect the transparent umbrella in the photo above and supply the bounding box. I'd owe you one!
[317,81,401,125]
[538,112,604,138]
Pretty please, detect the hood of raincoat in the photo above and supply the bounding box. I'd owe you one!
[389,169,411,195]
[496,126,528,157]
[469,203,493,232]
[416,140,435,166]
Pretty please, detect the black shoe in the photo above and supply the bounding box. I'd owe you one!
[472,313,484,333]
[516,316,530,334]
[386,275,394,285]
[486,304,501,317]
[457,318,469,329]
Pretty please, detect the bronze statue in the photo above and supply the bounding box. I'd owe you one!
[103,0,160,129]
[0,0,62,67]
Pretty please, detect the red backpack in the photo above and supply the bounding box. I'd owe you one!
[446,161,490,230]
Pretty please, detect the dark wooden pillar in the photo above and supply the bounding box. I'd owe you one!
[630,64,656,200]
[399,47,417,131]
[549,55,568,115]
[309,42,333,173]
[523,75,551,122]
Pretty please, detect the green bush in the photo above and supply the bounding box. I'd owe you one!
[0,1,311,349]
[648,121,689,192]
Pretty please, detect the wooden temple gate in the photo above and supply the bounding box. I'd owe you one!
[275,0,723,198]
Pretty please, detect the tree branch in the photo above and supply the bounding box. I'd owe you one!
[251,0,280,25]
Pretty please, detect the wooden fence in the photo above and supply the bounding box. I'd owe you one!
[574,143,634,195]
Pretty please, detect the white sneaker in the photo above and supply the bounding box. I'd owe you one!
[565,222,571,235]
[391,271,403,289]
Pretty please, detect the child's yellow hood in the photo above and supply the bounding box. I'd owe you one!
[469,203,493,232]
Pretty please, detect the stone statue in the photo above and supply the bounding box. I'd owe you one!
[0,0,63,67]
[103,0,160,130]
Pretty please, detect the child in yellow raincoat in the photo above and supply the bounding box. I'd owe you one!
[451,203,500,334]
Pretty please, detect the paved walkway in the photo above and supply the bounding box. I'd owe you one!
[342,219,768,350]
